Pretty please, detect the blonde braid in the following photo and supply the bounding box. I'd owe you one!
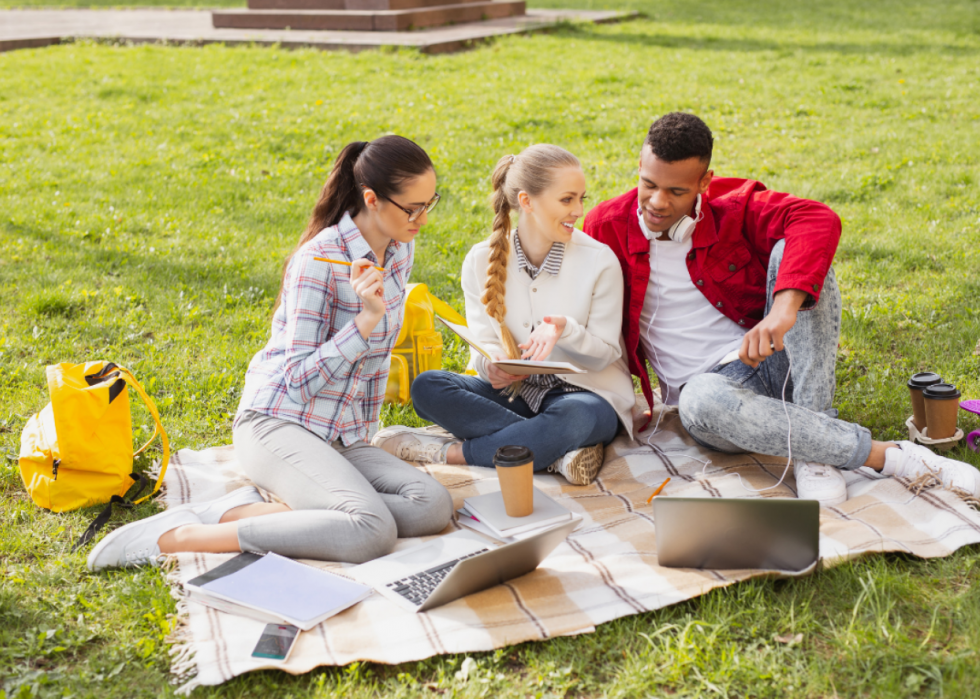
[481,156,523,395]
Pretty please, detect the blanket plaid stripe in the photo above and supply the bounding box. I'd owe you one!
[159,407,980,693]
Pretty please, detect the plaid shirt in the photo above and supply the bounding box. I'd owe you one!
[512,231,584,413]
[236,212,412,445]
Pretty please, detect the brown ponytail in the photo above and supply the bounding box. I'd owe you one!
[275,135,434,309]
[480,146,580,388]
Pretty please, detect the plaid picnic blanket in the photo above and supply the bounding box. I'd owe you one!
[158,405,980,693]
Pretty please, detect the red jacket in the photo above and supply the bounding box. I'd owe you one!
[582,177,841,415]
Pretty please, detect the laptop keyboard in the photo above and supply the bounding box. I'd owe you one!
[386,548,491,606]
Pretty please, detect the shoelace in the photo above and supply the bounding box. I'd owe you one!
[902,448,953,486]
[401,441,445,463]
[125,547,153,565]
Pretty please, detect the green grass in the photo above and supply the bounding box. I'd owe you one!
[3,0,980,696]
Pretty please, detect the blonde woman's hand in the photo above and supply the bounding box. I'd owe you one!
[351,259,385,338]
[518,315,567,361]
[487,354,522,389]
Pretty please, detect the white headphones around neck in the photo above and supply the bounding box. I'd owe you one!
[639,194,703,245]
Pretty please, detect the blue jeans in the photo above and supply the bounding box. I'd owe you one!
[411,371,620,471]
[678,240,873,470]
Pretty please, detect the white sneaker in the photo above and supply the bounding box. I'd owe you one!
[884,441,980,498]
[87,507,202,572]
[371,425,459,464]
[547,444,605,486]
[794,461,848,507]
[189,486,265,525]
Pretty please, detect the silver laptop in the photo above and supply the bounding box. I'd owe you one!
[351,517,580,612]
[652,497,819,572]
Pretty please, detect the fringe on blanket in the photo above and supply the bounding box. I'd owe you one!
[908,473,980,509]
[145,457,168,503]
[162,555,202,695]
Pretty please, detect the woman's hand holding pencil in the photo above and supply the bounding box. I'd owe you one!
[350,258,386,339]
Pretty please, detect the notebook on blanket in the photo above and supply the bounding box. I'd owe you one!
[186,552,371,630]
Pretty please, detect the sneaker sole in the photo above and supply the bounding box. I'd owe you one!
[564,443,605,486]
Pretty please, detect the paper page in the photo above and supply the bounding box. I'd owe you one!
[491,360,585,376]
[437,317,585,375]
[456,511,514,543]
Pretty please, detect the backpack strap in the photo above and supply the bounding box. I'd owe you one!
[114,366,170,505]
[428,294,467,327]
[71,365,170,551]
[71,473,150,552]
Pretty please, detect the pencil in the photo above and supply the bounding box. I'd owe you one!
[646,477,671,504]
[314,257,384,272]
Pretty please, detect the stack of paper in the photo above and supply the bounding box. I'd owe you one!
[185,552,371,630]
[457,487,573,541]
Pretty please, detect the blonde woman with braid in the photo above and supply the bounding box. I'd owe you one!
[373,145,636,485]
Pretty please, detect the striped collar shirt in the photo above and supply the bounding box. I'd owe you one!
[511,231,582,413]
[236,212,413,445]
[513,230,565,280]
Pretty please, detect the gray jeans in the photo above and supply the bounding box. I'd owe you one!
[678,240,873,470]
[232,411,454,563]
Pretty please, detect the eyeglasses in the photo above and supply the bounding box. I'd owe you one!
[381,193,441,222]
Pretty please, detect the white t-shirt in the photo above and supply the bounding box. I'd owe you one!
[637,212,746,404]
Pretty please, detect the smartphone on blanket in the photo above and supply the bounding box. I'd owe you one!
[251,623,300,661]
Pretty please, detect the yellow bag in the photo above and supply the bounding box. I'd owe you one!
[385,284,467,405]
[19,361,169,547]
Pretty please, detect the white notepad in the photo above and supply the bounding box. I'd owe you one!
[462,487,572,539]
[186,552,371,630]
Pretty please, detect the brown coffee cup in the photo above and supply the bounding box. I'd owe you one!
[493,445,534,517]
[907,372,943,431]
[922,383,961,440]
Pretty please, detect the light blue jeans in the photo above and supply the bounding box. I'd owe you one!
[678,240,872,470]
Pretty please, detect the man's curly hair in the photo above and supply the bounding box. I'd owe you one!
[644,112,713,164]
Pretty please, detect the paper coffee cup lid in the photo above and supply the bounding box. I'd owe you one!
[494,445,533,466]
[923,383,961,400]
[908,372,943,389]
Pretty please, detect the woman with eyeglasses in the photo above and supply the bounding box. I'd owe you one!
[87,136,453,572]
[373,145,636,486]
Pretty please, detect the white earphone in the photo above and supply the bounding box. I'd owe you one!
[639,194,703,244]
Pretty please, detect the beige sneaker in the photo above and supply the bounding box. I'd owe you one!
[548,443,605,485]
[372,425,459,464]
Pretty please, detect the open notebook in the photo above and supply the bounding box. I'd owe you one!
[438,317,585,376]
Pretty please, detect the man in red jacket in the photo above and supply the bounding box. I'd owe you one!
[584,112,979,505]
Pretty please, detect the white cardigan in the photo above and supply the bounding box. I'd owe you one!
[461,229,636,438]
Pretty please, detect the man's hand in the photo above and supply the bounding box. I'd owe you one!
[738,289,809,368]
[518,315,567,361]
[486,354,522,389]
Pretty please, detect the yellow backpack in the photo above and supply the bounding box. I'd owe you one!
[18,361,170,548]
[385,284,467,405]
